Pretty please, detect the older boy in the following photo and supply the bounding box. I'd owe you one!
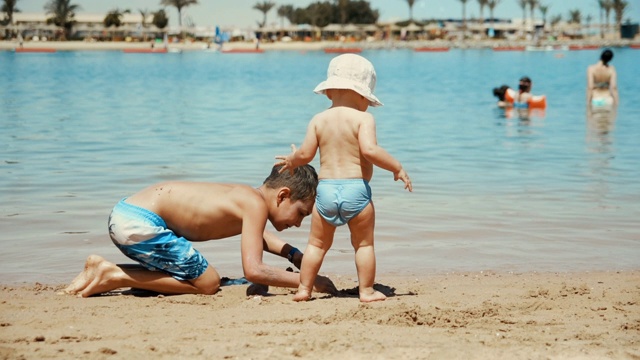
[65,165,336,297]
[276,54,412,302]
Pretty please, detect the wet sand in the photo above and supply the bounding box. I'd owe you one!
[1,270,638,359]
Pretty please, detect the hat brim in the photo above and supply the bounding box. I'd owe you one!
[314,77,383,107]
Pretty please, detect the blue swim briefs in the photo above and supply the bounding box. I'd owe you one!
[316,179,372,226]
[108,198,209,281]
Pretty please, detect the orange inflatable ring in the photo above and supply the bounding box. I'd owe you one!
[504,88,547,109]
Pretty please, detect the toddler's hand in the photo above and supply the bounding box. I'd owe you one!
[395,168,413,192]
[274,144,298,175]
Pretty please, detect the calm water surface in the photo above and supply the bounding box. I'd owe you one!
[1,48,639,284]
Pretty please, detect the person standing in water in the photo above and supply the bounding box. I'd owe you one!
[587,49,619,108]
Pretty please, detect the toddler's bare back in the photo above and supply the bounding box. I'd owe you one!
[313,107,375,181]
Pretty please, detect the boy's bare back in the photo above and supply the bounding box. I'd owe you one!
[126,181,266,242]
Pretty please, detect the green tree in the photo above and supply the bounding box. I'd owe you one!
[103,8,130,28]
[152,9,168,29]
[253,1,275,28]
[1,0,20,26]
[160,0,197,30]
[43,0,81,40]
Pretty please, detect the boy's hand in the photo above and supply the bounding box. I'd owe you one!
[313,275,337,295]
[395,168,413,192]
[274,144,298,175]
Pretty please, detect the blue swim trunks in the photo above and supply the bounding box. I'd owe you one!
[316,179,372,226]
[108,198,209,281]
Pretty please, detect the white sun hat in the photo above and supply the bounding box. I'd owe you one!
[313,54,383,107]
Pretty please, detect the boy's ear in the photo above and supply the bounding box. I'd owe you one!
[277,187,291,206]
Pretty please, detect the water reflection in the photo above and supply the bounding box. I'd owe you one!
[585,106,617,205]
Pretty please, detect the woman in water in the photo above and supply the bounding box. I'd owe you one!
[587,49,618,108]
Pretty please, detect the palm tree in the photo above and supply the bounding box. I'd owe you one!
[139,9,150,28]
[253,1,275,28]
[597,0,605,38]
[568,9,581,24]
[160,0,197,31]
[487,0,500,28]
[43,0,80,40]
[550,13,561,33]
[103,8,130,28]
[602,0,613,37]
[406,0,417,22]
[459,0,468,39]
[517,0,527,37]
[477,0,489,37]
[1,0,20,26]
[277,5,292,29]
[527,0,538,29]
[538,4,548,36]
[612,0,628,38]
[337,0,348,25]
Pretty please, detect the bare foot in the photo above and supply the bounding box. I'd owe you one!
[293,289,311,302]
[64,255,106,294]
[359,290,386,303]
[64,255,122,297]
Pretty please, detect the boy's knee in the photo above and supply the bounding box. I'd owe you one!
[194,268,220,295]
[199,281,220,295]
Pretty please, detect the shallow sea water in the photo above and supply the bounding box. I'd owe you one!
[1,47,639,284]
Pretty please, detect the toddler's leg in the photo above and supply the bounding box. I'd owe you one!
[348,203,386,303]
[294,208,335,301]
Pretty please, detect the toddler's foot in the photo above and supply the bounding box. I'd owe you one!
[360,290,386,303]
[293,289,312,302]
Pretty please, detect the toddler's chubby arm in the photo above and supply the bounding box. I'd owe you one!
[275,120,319,174]
[359,115,413,192]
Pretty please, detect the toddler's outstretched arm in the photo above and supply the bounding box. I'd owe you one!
[275,121,319,174]
[359,117,412,192]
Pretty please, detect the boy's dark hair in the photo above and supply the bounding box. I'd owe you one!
[263,165,318,201]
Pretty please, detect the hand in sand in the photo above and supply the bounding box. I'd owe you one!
[274,144,298,175]
[313,275,337,295]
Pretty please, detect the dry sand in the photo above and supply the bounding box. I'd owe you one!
[1,270,638,359]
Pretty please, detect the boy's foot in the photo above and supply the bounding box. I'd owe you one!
[359,290,386,303]
[63,255,119,297]
[293,289,312,302]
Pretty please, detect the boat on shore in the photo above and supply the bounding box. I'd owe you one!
[414,47,450,52]
[323,47,362,54]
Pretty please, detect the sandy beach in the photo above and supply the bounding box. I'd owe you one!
[1,270,638,359]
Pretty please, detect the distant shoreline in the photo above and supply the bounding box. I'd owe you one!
[1,38,637,52]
